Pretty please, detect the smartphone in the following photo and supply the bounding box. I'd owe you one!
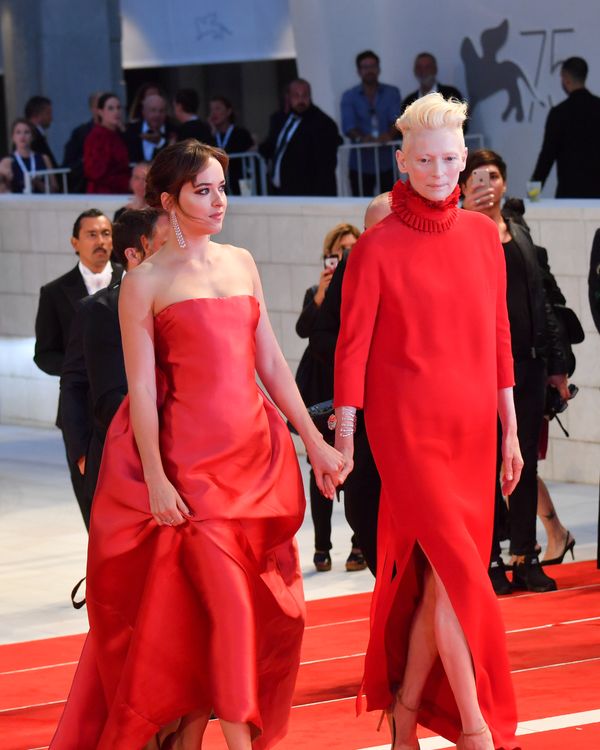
[471,168,491,189]
[324,255,339,271]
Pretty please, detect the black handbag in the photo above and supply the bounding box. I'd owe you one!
[552,305,584,377]
[553,305,584,345]
[307,399,335,437]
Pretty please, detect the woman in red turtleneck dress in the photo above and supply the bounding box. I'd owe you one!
[84,92,130,194]
[334,93,523,750]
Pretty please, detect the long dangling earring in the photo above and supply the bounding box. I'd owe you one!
[170,210,187,249]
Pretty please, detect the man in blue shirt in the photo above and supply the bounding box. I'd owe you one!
[341,50,401,196]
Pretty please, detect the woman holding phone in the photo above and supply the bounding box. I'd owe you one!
[461,149,571,595]
[334,95,522,749]
[294,223,367,572]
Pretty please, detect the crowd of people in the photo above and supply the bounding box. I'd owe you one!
[17,47,600,750]
[3,53,599,198]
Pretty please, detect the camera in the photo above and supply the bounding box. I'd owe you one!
[545,383,578,420]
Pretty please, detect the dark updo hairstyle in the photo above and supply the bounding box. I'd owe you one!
[145,139,229,209]
[112,207,163,265]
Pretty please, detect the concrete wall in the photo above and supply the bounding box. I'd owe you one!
[0,194,599,483]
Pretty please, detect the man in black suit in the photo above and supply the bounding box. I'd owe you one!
[260,79,342,196]
[34,209,122,525]
[590,229,600,335]
[25,95,58,168]
[173,88,214,144]
[62,91,103,193]
[60,209,168,525]
[532,57,600,198]
[125,94,177,163]
[400,53,465,113]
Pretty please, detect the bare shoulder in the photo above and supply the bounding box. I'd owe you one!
[120,259,159,307]
[214,241,255,264]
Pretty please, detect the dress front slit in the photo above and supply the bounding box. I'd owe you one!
[335,180,519,749]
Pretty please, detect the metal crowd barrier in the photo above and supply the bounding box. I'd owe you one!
[227,151,268,196]
[23,167,70,194]
[337,133,485,197]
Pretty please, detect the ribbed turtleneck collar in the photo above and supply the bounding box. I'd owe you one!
[391,179,460,233]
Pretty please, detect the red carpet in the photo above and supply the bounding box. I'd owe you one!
[1,561,599,749]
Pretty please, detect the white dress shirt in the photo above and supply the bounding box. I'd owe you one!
[78,261,113,295]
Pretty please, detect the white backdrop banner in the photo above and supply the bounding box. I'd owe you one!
[291,0,600,197]
[121,0,295,68]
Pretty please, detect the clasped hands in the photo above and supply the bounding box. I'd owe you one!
[307,434,354,501]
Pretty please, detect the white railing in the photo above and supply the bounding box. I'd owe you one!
[337,140,402,197]
[23,167,70,194]
[337,133,486,197]
[227,151,268,196]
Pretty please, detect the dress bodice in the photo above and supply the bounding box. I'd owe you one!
[154,295,259,406]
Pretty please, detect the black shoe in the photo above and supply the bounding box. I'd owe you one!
[313,550,332,572]
[542,531,576,566]
[345,547,368,572]
[512,554,557,592]
[488,556,512,595]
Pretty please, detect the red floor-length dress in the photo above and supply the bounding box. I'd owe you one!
[50,295,306,750]
[334,181,519,749]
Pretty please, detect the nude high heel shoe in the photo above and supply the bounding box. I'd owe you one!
[388,694,420,750]
[457,724,493,749]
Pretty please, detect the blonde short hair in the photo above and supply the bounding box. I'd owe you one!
[395,92,467,146]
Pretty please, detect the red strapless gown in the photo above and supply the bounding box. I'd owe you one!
[334,182,519,749]
[50,295,306,750]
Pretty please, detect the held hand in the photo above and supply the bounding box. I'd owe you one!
[307,438,345,500]
[462,183,495,212]
[334,433,355,485]
[314,268,333,307]
[500,430,524,497]
[146,474,192,526]
[548,373,570,400]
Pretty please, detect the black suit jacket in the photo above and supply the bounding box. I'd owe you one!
[60,282,127,503]
[125,119,178,163]
[30,126,57,168]
[34,263,123,377]
[532,88,600,197]
[60,295,94,464]
[176,118,215,145]
[401,84,465,111]
[260,106,342,196]
[62,119,94,193]
[85,283,127,501]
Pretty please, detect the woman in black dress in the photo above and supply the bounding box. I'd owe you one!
[208,97,255,194]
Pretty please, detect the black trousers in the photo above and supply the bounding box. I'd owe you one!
[349,169,395,197]
[309,427,381,574]
[491,358,546,559]
[62,433,91,530]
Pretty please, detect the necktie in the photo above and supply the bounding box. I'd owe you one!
[272,114,301,188]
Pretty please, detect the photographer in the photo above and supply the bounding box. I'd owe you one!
[295,223,368,572]
[461,150,570,594]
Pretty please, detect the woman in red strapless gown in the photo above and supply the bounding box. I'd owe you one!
[334,95,523,750]
[50,141,344,750]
